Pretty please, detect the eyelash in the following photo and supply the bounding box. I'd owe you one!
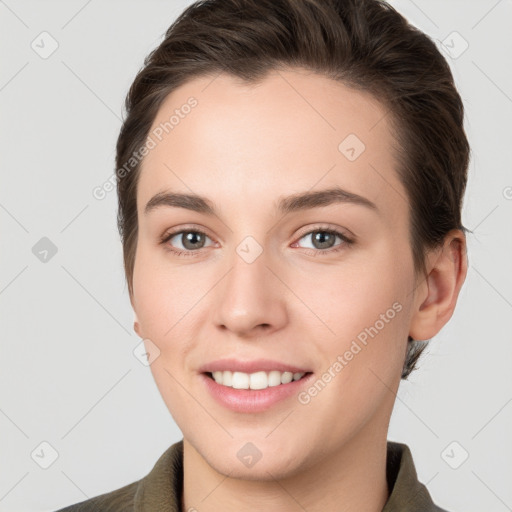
[159,225,354,258]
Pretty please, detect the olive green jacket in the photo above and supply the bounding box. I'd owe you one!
[55,440,449,511]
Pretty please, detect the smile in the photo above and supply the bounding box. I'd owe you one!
[202,370,313,413]
[208,370,307,390]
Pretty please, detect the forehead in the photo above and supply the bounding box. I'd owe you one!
[137,68,407,223]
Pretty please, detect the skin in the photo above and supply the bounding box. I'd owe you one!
[130,67,467,512]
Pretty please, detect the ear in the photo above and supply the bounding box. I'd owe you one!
[129,289,142,337]
[409,229,468,341]
[132,307,143,338]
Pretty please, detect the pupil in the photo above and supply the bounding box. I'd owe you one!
[314,231,334,249]
[184,232,203,249]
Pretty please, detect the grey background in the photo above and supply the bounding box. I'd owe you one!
[1,1,511,511]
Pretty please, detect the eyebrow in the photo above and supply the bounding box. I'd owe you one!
[144,186,379,217]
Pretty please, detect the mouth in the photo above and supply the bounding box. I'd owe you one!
[200,369,314,413]
[198,358,314,412]
[204,370,313,390]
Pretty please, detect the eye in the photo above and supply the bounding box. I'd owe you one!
[160,225,354,257]
[293,227,354,255]
[160,228,215,256]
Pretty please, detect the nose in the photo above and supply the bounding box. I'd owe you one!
[212,248,288,339]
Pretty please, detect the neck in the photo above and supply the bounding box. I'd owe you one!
[182,417,390,512]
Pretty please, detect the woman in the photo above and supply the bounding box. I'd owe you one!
[56,0,470,510]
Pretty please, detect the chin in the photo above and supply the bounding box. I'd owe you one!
[196,436,309,481]
[210,452,303,481]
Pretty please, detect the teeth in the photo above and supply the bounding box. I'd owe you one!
[249,371,267,390]
[222,370,232,386]
[281,371,293,384]
[268,370,282,387]
[210,370,306,389]
[232,371,250,389]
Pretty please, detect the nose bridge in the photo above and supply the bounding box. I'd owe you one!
[212,238,287,335]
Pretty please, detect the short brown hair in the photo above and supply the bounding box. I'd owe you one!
[115,0,471,379]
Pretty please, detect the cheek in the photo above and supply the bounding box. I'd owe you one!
[307,249,409,378]
[305,250,403,332]
[133,285,170,338]
[132,246,212,354]
[132,246,177,338]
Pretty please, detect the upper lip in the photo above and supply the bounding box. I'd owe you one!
[199,358,311,374]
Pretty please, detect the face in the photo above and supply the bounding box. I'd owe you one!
[131,68,418,480]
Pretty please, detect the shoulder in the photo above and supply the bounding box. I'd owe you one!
[53,480,139,511]
[384,440,452,512]
[54,440,184,512]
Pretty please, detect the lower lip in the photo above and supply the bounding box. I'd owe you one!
[201,373,313,413]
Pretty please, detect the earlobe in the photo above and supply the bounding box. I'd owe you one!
[133,312,141,337]
[409,230,468,341]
